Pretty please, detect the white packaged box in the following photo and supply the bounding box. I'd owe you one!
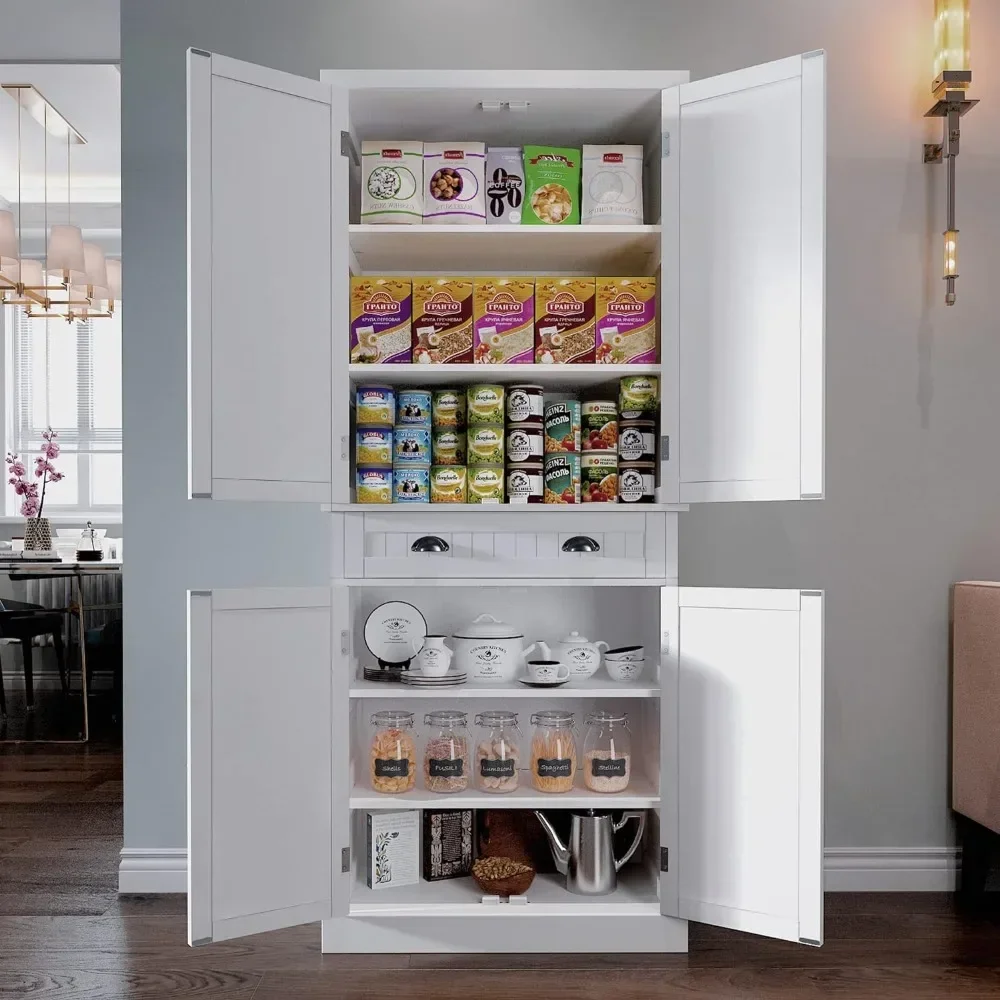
[423,142,487,224]
[361,141,423,224]
[581,145,645,225]
[366,810,420,889]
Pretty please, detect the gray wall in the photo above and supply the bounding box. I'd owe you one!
[121,0,1000,853]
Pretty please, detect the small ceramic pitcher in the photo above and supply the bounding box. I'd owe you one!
[413,635,453,677]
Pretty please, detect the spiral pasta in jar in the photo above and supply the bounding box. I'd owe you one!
[475,710,521,793]
[370,710,416,793]
[423,710,469,793]
[530,710,577,793]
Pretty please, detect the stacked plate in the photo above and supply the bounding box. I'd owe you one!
[400,670,467,688]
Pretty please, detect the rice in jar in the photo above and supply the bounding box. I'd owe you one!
[582,710,632,793]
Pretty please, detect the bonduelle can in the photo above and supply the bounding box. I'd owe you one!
[618,374,659,419]
[393,466,430,503]
[355,384,395,427]
[544,400,581,454]
[432,388,466,429]
[467,425,505,466]
[430,465,467,503]
[543,453,581,504]
[356,467,392,504]
[397,389,432,426]
[393,426,432,464]
[432,428,466,465]
[468,466,505,504]
[467,384,505,426]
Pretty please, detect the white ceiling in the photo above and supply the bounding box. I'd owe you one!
[0,64,120,204]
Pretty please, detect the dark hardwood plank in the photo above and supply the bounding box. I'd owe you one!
[0,969,261,998]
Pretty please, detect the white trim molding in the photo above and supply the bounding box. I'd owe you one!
[118,848,187,893]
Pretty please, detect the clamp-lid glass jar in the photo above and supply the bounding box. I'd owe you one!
[530,710,577,793]
[423,710,469,793]
[474,710,522,793]
[582,710,632,793]
[370,710,416,794]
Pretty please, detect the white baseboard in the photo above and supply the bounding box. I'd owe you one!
[117,847,962,895]
[118,848,187,893]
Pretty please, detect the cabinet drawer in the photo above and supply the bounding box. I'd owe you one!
[342,511,673,581]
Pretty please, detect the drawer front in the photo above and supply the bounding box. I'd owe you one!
[343,511,673,581]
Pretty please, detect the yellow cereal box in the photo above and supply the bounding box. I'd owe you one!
[412,278,474,364]
[350,277,412,364]
[595,277,657,364]
[534,278,596,364]
[473,278,535,364]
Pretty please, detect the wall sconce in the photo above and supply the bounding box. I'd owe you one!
[924,0,978,305]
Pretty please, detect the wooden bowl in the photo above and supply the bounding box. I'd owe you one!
[471,862,535,897]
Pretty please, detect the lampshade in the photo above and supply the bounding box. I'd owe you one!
[72,242,108,291]
[105,258,122,302]
[934,0,971,85]
[46,224,85,273]
[0,210,16,267]
[19,259,45,289]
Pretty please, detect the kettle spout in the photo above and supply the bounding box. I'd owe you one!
[536,641,552,660]
[533,811,569,875]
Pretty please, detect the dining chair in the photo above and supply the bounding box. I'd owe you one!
[0,598,67,715]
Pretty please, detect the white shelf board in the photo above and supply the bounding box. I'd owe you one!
[351,773,659,811]
[324,503,687,513]
[349,224,661,274]
[350,868,658,918]
[351,674,660,699]
[343,578,675,588]
[347,363,660,388]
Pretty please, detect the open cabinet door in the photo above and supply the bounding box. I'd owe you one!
[188,587,350,944]
[660,586,823,945]
[661,52,825,503]
[187,50,347,502]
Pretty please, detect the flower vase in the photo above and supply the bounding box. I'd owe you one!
[23,517,51,551]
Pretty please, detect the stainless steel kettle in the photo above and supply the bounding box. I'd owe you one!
[534,809,646,896]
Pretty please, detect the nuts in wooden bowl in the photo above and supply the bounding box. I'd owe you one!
[471,856,535,896]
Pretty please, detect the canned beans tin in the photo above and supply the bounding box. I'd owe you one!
[430,465,467,503]
[506,463,544,504]
[543,453,581,504]
[432,388,466,429]
[397,390,432,426]
[432,428,466,465]
[618,374,659,419]
[467,384,505,426]
[356,467,393,504]
[581,451,618,503]
[356,427,393,467]
[467,425,505,466]
[506,384,544,426]
[618,462,656,504]
[356,384,395,427]
[544,400,581,454]
[393,466,430,503]
[468,466,505,504]
[393,426,432,464]
[582,400,618,452]
[506,423,544,464]
[618,419,656,462]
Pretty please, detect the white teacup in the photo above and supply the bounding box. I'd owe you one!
[604,645,644,663]
[605,658,645,683]
[526,660,570,684]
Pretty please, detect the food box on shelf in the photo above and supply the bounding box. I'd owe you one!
[350,277,412,364]
[535,278,596,364]
[423,809,475,882]
[413,278,474,364]
[473,278,534,365]
[596,277,657,364]
[366,810,420,889]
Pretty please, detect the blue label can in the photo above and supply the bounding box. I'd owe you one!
[393,466,430,503]
[397,390,432,426]
[393,426,432,464]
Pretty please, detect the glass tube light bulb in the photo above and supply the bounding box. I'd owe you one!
[934,0,971,85]
[943,230,959,278]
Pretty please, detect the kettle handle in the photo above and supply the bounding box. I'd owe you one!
[613,811,647,873]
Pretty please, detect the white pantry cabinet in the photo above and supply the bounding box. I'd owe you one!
[185,52,826,954]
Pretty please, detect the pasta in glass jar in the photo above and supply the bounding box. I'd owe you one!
[370,710,416,794]
[423,710,469,793]
[530,710,577,793]
[474,710,521,793]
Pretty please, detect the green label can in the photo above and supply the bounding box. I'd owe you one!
[467,384,505,426]
[467,425,505,466]
[543,453,581,504]
[468,466,505,504]
[581,451,618,503]
[430,465,467,504]
[432,428,466,466]
[432,388,467,429]
[582,400,618,451]
[544,400,581,454]
[618,375,659,418]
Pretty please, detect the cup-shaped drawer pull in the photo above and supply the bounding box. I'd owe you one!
[562,535,601,553]
[411,535,450,553]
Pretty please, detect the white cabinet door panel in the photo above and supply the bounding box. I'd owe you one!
[660,586,823,945]
[188,587,344,944]
[188,50,339,503]
[663,52,825,503]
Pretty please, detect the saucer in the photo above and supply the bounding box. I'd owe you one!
[516,674,570,688]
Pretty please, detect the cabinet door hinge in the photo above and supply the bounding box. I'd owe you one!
[340,434,349,462]
[660,435,669,461]
[660,630,670,656]
[340,131,359,166]
[660,847,669,872]
[341,846,350,873]
[340,630,350,656]
[661,132,671,159]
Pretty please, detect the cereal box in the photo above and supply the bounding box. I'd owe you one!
[596,277,657,364]
[473,278,534,364]
[413,278,474,364]
[534,278,596,364]
[350,277,412,364]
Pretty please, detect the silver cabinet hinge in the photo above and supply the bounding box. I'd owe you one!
[340,434,349,461]
[340,131,359,166]
[340,630,350,656]
[660,435,669,461]
[660,630,670,656]
[661,132,671,159]
[660,847,669,872]
[341,846,350,873]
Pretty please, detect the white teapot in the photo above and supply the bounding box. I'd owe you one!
[538,631,609,680]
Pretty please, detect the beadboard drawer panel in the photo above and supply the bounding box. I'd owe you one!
[342,511,674,581]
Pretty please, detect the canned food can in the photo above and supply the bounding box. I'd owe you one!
[432,388,467,429]
[356,467,393,504]
[467,384,505,426]
[618,419,657,463]
[506,423,544,464]
[618,375,659,419]
[468,466,505,504]
[467,424,505,466]
[393,426,432,464]
[397,390,432,426]
[506,384,544,426]
[582,400,618,452]
[581,451,618,503]
[618,462,656,504]
[430,465,467,504]
[355,427,393,467]
[543,453,581,504]
[506,463,544,504]
[393,466,430,503]
[432,428,466,466]
[544,400,581,454]
[355,384,395,427]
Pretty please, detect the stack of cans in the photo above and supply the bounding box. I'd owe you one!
[430,389,467,503]
[392,390,432,503]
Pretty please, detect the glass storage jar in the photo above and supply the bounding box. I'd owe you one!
[474,710,522,793]
[370,710,416,794]
[423,710,470,793]
[582,711,632,793]
[530,710,577,793]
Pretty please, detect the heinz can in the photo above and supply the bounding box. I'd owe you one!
[544,401,581,454]
[543,453,581,504]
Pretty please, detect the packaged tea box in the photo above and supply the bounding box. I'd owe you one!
[423,142,486,224]
[366,810,419,889]
[522,145,581,226]
[361,142,423,224]
[534,278,596,364]
[413,278,474,364]
[581,145,645,225]
[596,277,657,364]
[486,147,524,224]
[350,277,412,364]
[473,278,534,364]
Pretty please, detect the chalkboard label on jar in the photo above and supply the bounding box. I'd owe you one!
[591,757,628,778]
[374,758,409,778]
[537,757,573,778]
[428,758,464,779]
[480,757,516,779]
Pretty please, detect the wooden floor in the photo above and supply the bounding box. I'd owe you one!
[2,743,1000,998]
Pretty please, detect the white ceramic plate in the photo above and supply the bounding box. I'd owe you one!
[364,601,428,666]
[516,675,570,688]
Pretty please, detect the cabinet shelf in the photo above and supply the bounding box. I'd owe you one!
[350,675,660,699]
[349,224,661,274]
[324,503,687,514]
[347,363,660,389]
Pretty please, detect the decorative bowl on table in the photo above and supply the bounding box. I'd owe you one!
[471,856,535,897]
